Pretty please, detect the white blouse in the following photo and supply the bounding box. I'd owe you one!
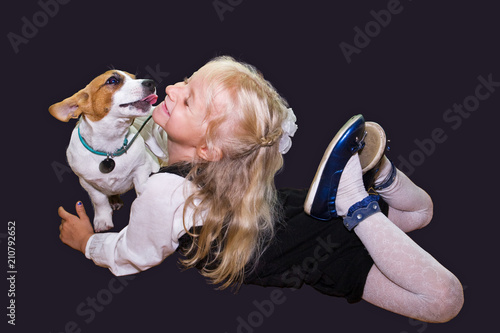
[85,172,199,276]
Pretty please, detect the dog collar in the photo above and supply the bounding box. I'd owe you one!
[77,115,153,173]
[78,126,129,157]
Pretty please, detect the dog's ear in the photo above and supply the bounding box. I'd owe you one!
[49,89,90,122]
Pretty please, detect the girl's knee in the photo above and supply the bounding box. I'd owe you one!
[415,195,433,229]
[427,274,464,323]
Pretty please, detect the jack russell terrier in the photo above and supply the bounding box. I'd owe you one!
[49,70,165,232]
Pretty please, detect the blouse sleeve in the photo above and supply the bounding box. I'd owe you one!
[84,173,195,276]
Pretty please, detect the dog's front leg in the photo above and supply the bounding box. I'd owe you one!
[132,169,149,197]
[132,156,159,197]
[79,178,114,232]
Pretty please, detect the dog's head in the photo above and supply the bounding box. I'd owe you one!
[49,70,158,122]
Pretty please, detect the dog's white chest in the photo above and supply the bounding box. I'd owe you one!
[67,128,147,195]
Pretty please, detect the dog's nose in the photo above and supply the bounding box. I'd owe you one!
[142,79,156,93]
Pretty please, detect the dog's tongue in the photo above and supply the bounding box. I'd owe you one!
[142,94,158,105]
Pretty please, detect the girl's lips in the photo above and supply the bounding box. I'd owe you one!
[160,101,170,117]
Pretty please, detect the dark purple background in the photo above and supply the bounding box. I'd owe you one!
[3,0,497,332]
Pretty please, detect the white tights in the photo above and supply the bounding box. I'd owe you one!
[337,155,464,323]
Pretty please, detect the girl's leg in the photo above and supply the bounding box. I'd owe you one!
[337,154,464,323]
[373,156,433,233]
[358,217,463,323]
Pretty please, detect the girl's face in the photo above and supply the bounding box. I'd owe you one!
[152,70,209,156]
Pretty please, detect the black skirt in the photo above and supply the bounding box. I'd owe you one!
[243,188,385,304]
[166,164,384,304]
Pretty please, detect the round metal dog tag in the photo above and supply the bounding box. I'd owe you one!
[99,158,115,174]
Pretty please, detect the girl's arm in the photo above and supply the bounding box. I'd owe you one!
[59,173,193,276]
[59,202,94,254]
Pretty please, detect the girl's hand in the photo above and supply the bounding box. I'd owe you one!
[58,202,95,254]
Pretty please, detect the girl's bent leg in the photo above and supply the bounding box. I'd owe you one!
[374,157,433,232]
[356,212,464,323]
[338,155,464,322]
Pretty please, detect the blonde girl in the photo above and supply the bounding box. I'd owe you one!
[58,56,464,323]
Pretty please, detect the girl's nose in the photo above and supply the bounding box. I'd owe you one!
[165,85,175,100]
[165,81,185,101]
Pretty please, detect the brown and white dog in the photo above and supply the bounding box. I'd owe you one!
[49,70,161,232]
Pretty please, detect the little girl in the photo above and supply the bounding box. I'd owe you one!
[58,56,464,323]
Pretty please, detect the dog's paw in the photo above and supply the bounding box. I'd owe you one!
[93,219,114,233]
[108,195,124,211]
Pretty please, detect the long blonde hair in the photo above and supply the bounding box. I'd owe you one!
[181,56,289,289]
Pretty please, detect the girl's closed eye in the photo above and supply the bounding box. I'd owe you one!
[183,77,191,108]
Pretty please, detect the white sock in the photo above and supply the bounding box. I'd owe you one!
[373,156,393,188]
[336,153,369,216]
[374,156,434,232]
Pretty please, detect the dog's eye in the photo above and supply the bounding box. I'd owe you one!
[105,76,120,85]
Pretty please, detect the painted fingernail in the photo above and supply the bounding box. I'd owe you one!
[77,201,82,205]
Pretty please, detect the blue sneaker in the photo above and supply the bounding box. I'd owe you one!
[304,114,366,220]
